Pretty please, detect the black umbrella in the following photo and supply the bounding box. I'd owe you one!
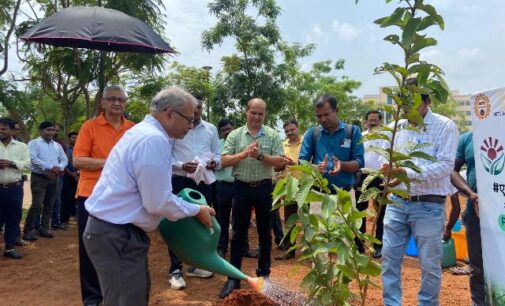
[19,6,174,54]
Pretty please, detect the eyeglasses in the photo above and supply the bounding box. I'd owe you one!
[172,109,194,125]
[103,96,127,103]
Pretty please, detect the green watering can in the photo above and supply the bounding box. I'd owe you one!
[158,188,263,291]
[442,238,457,268]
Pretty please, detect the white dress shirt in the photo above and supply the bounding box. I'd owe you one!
[362,129,388,171]
[393,109,459,196]
[85,115,201,232]
[28,137,68,174]
[171,120,221,177]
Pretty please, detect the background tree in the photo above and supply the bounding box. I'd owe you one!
[0,0,21,76]
[15,0,168,135]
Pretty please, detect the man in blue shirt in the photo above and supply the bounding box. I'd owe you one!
[451,132,483,305]
[299,95,364,190]
[23,121,67,241]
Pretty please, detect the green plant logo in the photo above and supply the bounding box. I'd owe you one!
[480,137,505,175]
[498,215,505,232]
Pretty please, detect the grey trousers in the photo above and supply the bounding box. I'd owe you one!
[83,216,151,306]
[462,205,485,306]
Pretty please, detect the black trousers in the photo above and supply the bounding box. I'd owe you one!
[281,201,298,254]
[0,184,23,249]
[77,197,103,305]
[24,173,56,232]
[230,180,273,279]
[216,181,234,252]
[168,175,213,273]
[354,174,385,251]
[60,174,77,224]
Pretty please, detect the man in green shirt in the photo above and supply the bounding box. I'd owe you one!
[218,98,291,298]
[451,132,483,305]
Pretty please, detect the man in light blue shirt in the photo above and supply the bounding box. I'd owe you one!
[83,86,215,306]
[23,121,67,241]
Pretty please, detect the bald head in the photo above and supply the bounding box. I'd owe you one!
[246,98,267,130]
[247,98,266,111]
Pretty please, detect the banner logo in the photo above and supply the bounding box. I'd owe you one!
[481,137,505,175]
[474,94,491,120]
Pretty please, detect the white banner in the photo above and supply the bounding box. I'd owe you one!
[471,87,505,305]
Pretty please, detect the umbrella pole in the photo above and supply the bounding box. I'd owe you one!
[95,51,105,116]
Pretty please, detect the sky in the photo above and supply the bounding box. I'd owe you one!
[9,0,505,98]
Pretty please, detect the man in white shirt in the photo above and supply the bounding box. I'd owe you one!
[380,81,459,306]
[354,110,387,258]
[83,86,215,306]
[168,94,220,289]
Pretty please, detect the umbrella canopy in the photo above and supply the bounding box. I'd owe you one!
[19,6,174,54]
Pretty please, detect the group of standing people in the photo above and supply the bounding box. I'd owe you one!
[0,118,79,259]
[0,80,484,306]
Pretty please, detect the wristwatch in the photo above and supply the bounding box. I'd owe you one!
[256,153,264,161]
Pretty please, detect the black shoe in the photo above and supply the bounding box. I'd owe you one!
[15,238,28,247]
[22,231,38,241]
[243,248,258,258]
[275,252,295,260]
[217,249,226,259]
[372,248,382,259]
[51,224,65,230]
[4,248,23,259]
[218,279,240,299]
[38,229,54,238]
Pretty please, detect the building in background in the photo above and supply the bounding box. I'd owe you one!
[362,87,471,131]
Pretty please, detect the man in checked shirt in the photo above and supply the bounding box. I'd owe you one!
[380,79,459,306]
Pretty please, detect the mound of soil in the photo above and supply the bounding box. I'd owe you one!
[221,289,279,306]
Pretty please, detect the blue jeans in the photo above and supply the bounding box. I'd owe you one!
[381,198,445,306]
[51,176,63,226]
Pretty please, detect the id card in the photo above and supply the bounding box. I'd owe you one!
[341,139,351,148]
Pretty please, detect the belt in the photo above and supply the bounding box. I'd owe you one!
[218,181,234,185]
[403,194,446,203]
[0,180,22,189]
[89,215,144,234]
[236,179,272,187]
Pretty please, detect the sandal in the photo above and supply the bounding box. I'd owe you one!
[449,266,471,275]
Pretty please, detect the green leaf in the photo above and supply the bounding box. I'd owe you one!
[359,260,382,276]
[401,17,422,48]
[389,188,409,199]
[420,4,445,30]
[357,187,381,203]
[296,177,315,206]
[337,264,357,278]
[349,210,370,223]
[411,37,437,54]
[409,150,437,161]
[374,7,405,28]
[384,34,400,45]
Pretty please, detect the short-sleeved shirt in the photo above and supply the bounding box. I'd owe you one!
[214,139,234,183]
[281,137,302,178]
[222,125,284,183]
[73,113,135,197]
[456,132,476,212]
[299,121,364,188]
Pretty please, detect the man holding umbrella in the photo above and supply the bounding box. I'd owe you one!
[73,85,135,306]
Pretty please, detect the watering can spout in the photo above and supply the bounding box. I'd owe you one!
[246,276,265,293]
[159,188,253,281]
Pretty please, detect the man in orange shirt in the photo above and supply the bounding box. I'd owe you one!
[73,85,135,306]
